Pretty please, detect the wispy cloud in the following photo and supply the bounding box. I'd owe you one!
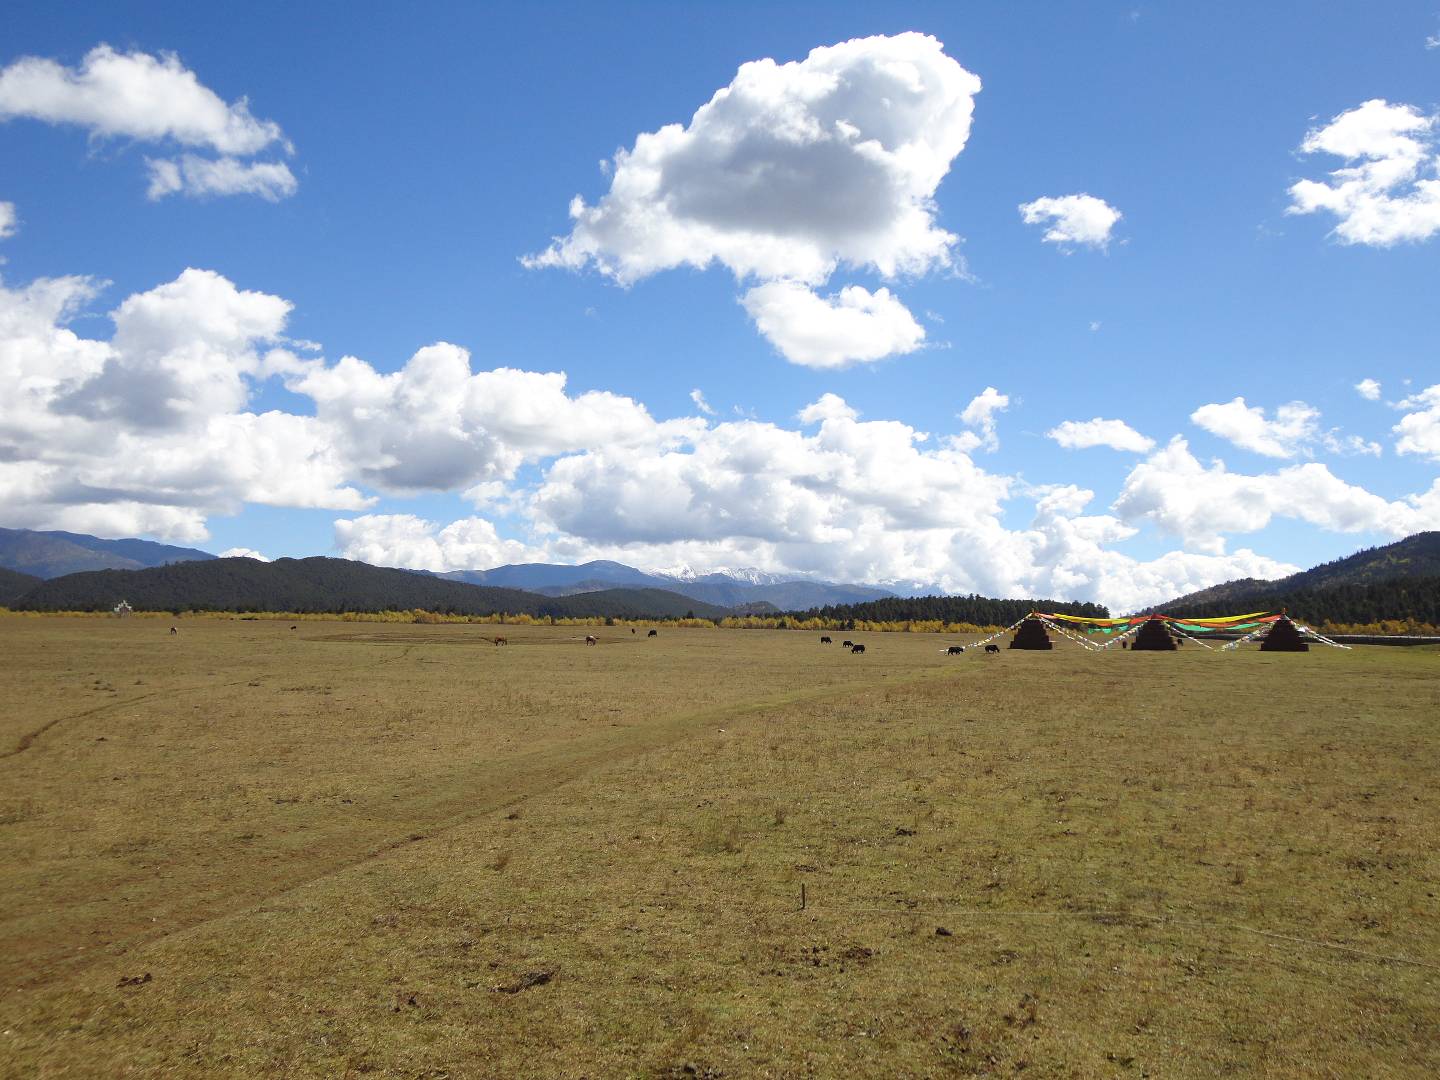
[0,44,296,200]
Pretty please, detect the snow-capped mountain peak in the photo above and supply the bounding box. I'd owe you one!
[655,564,799,586]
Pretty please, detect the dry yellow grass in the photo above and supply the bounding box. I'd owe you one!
[1,616,1437,1078]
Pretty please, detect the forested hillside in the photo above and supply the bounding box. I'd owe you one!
[11,557,726,619]
[1152,532,1440,611]
[1160,575,1440,632]
[1145,532,1440,630]
[0,567,42,606]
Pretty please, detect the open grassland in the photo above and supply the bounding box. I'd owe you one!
[1,617,1437,1078]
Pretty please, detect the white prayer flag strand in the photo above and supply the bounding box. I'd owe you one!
[1221,619,1351,651]
[1294,624,1352,650]
[962,615,1033,653]
[1221,623,1270,651]
[1097,622,1145,650]
[1036,615,1103,651]
[1165,623,1215,650]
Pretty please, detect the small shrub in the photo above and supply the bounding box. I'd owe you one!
[697,818,744,854]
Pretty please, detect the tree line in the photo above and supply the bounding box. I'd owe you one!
[787,593,1110,628]
[1164,575,1440,633]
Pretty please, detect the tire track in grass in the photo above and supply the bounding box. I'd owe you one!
[1,680,252,760]
[15,663,972,991]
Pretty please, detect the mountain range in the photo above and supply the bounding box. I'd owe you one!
[0,527,896,610]
[0,527,216,578]
[438,560,896,610]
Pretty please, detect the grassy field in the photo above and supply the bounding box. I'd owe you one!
[1,616,1437,1078]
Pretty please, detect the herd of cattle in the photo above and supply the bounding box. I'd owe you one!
[163,625,1009,654]
[583,628,660,645]
[817,636,999,655]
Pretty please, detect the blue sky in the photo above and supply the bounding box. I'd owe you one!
[2,2,1438,610]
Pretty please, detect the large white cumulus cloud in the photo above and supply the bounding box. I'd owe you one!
[56,268,293,429]
[0,267,694,540]
[525,33,980,366]
[0,269,364,540]
[293,348,698,494]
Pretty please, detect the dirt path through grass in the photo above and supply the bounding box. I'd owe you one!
[0,618,964,994]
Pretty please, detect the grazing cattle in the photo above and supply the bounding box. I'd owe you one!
[290,625,298,631]
[585,635,598,646]
[984,643,1000,654]
[820,636,832,644]
[851,643,866,654]
[648,629,658,637]
[842,640,853,648]
[947,645,964,655]
[169,627,177,635]
[631,628,637,634]
[493,636,508,647]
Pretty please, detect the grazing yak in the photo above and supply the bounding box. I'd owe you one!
[648,629,658,637]
[290,625,298,631]
[947,645,964,655]
[820,636,832,644]
[493,636,508,646]
[631,628,636,634]
[169,627,177,635]
[585,635,598,646]
[841,640,853,648]
[851,643,866,654]
[984,643,1000,654]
